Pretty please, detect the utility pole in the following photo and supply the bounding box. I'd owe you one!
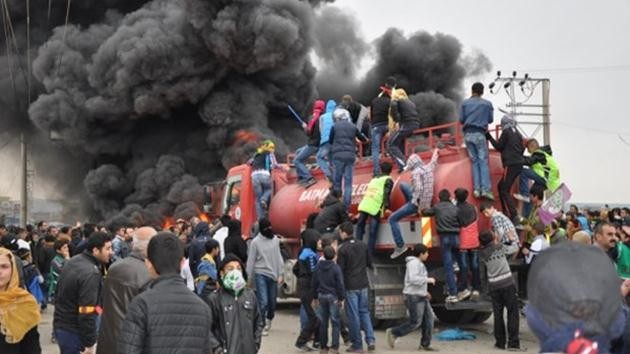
[488,71,551,145]
[20,133,27,227]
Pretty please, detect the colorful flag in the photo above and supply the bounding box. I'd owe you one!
[538,183,572,225]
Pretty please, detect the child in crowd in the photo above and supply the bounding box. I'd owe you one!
[386,244,436,351]
[523,222,549,265]
[48,239,70,301]
[312,246,346,354]
[479,231,524,351]
[195,239,220,298]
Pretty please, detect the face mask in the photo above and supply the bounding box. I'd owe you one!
[222,269,246,295]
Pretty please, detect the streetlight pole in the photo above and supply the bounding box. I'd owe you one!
[20,132,27,227]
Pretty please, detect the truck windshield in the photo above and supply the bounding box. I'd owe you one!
[223,176,242,217]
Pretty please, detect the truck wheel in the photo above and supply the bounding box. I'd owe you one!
[433,307,477,325]
[471,311,492,324]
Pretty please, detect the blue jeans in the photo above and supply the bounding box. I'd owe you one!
[459,249,481,291]
[371,124,389,176]
[55,328,83,354]
[252,173,272,220]
[391,295,433,348]
[345,288,375,350]
[356,211,380,257]
[294,145,319,182]
[333,158,354,210]
[388,183,417,248]
[316,143,332,179]
[519,167,547,195]
[388,122,420,170]
[464,132,491,193]
[440,233,460,296]
[319,293,341,349]
[255,273,278,321]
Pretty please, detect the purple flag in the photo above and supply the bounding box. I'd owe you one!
[538,183,572,225]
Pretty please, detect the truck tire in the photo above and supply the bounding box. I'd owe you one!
[471,311,492,324]
[433,307,477,325]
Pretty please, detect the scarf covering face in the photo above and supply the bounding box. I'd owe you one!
[222,269,246,296]
[501,114,517,130]
[0,248,41,343]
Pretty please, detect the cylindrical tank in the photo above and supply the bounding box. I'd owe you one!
[269,147,504,240]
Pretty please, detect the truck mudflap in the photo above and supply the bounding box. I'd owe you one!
[368,257,407,320]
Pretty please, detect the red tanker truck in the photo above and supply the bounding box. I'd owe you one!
[209,122,508,324]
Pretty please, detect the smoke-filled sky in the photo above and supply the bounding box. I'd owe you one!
[0,0,627,225]
[336,0,630,205]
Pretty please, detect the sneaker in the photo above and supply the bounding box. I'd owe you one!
[507,346,527,352]
[346,348,364,353]
[482,191,495,201]
[420,346,439,351]
[367,344,375,352]
[453,262,460,273]
[265,319,272,331]
[457,289,471,301]
[473,190,481,198]
[470,290,480,301]
[386,328,396,349]
[296,344,316,352]
[390,246,408,259]
[445,295,459,303]
[513,193,530,203]
[262,328,269,336]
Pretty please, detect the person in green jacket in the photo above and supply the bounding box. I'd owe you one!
[616,217,630,280]
[355,161,394,257]
[514,139,561,203]
[48,239,70,301]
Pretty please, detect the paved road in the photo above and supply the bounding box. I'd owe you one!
[40,300,539,353]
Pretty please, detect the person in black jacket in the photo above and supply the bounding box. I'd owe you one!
[422,190,463,303]
[223,220,248,266]
[313,246,345,353]
[54,232,112,354]
[370,80,395,176]
[188,221,212,278]
[487,115,525,221]
[388,89,421,172]
[207,253,264,354]
[118,232,213,354]
[337,222,375,352]
[294,229,322,351]
[314,190,349,234]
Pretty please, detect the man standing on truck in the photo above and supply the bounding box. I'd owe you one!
[294,100,325,187]
[460,82,494,201]
[389,148,439,259]
[370,77,396,176]
[388,89,421,173]
[317,100,338,183]
[337,221,375,353]
[422,190,464,303]
[330,107,368,210]
[250,140,281,219]
[356,161,394,257]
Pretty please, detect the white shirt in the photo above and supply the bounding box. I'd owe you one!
[180,258,195,291]
[214,227,229,261]
[526,235,549,264]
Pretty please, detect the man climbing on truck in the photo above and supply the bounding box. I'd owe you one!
[356,161,394,257]
[294,100,325,188]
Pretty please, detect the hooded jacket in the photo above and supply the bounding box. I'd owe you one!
[487,116,525,167]
[402,256,429,297]
[313,194,349,233]
[97,253,150,354]
[330,111,365,162]
[407,150,439,209]
[224,221,248,266]
[312,259,345,301]
[245,232,284,281]
[294,230,320,298]
[189,222,212,278]
[118,275,212,354]
[306,100,325,147]
[319,100,337,145]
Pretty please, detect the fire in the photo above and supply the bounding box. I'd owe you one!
[232,130,259,145]
[162,217,175,231]
[199,213,210,223]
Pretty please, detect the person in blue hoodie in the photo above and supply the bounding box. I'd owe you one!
[460,82,495,201]
[312,246,345,354]
[188,221,212,279]
[294,229,321,351]
[317,100,337,182]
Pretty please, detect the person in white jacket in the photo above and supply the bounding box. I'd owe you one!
[386,244,437,351]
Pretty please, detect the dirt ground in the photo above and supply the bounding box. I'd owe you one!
[40,300,539,353]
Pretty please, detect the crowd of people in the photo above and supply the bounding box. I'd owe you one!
[1,78,630,354]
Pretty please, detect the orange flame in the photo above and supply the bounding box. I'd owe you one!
[232,130,259,145]
[199,213,210,223]
[162,217,175,231]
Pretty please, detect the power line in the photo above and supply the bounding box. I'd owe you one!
[554,121,630,136]
[517,65,630,74]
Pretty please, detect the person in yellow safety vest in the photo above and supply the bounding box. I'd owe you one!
[514,138,561,203]
[356,161,394,257]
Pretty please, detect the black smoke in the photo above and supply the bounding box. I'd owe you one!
[0,0,491,226]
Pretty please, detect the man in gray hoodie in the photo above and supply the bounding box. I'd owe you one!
[246,218,284,337]
[386,244,437,351]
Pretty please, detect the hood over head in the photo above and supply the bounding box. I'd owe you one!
[301,228,320,252]
[325,99,337,114]
[193,221,210,238]
[333,108,351,122]
[500,114,517,130]
[227,220,242,238]
[313,100,325,113]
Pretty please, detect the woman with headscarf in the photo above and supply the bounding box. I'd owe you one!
[486,115,525,222]
[250,140,281,219]
[0,247,42,353]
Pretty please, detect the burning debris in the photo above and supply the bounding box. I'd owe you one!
[0,0,491,226]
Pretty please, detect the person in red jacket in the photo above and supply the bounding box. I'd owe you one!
[455,188,481,301]
[295,100,325,187]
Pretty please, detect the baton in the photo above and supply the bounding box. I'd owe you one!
[287,105,307,126]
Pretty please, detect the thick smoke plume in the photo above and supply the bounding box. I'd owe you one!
[0,0,490,226]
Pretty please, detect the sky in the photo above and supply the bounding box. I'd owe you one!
[336,0,630,204]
